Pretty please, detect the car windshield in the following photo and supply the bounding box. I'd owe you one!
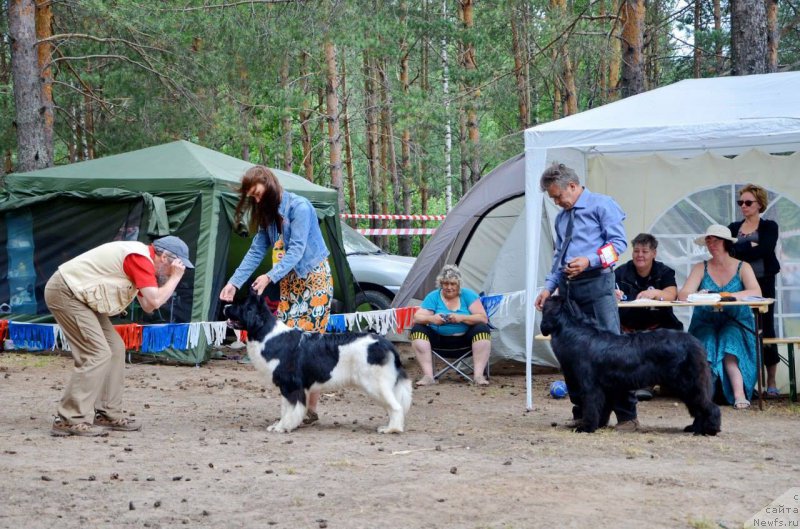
[341,223,383,255]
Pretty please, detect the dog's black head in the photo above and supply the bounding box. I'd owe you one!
[223,290,277,339]
[540,295,592,336]
[539,295,568,336]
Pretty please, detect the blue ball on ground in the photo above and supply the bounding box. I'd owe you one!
[549,380,568,399]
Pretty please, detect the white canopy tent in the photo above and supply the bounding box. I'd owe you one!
[524,71,800,409]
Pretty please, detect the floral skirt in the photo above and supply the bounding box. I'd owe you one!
[277,260,333,333]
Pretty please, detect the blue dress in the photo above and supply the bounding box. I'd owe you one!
[688,262,756,404]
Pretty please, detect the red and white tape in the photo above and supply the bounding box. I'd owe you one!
[341,213,446,221]
[356,228,437,236]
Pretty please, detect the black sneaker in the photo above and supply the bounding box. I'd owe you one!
[634,388,654,401]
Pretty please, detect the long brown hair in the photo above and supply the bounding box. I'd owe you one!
[234,165,284,233]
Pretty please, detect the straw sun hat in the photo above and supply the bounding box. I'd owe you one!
[694,224,738,246]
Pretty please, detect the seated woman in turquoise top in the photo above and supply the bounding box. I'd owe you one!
[410,265,491,387]
[678,224,762,409]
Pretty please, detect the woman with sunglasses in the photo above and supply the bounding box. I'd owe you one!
[728,184,781,398]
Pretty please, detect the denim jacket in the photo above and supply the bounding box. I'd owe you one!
[229,191,329,288]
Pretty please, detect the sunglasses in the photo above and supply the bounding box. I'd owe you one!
[737,200,757,207]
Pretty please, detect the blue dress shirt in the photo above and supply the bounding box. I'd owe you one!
[544,188,627,292]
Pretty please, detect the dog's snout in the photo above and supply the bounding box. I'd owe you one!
[222,304,233,318]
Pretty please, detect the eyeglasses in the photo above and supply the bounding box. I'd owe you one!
[737,200,756,207]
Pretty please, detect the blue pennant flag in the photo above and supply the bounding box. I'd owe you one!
[8,322,56,351]
[141,324,190,353]
[326,314,346,333]
[480,294,504,319]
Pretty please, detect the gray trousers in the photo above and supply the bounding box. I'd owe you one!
[558,270,637,423]
[558,270,620,334]
[44,272,126,424]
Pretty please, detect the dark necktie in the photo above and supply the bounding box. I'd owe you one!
[551,208,575,274]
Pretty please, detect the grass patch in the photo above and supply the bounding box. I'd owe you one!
[687,518,722,529]
[0,352,61,369]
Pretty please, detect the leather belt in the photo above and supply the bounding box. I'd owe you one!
[567,267,611,282]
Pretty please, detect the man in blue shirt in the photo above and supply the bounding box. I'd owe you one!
[534,162,639,432]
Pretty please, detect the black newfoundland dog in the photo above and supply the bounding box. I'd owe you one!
[540,295,721,435]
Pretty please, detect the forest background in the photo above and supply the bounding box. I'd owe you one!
[2,0,799,256]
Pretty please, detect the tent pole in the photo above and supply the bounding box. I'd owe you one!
[524,147,547,410]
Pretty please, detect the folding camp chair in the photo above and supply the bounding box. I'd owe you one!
[432,342,490,383]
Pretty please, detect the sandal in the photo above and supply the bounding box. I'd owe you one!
[94,412,142,432]
[733,399,751,410]
[765,387,780,399]
[415,376,438,387]
[474,376,490,387]
[51,416,108,437]
[302,410,319,425]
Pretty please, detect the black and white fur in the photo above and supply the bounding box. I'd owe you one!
[224,291,412,433]
[540,295,721,435]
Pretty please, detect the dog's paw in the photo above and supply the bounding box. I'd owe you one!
[378,425,403,434]
[267,421,290,433]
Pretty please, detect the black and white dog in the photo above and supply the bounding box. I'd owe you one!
[540,295,721,436]
[224,291,412,434]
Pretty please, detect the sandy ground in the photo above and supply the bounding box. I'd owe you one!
[1,344,798,529]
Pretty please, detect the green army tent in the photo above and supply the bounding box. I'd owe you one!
[0,140,355,363]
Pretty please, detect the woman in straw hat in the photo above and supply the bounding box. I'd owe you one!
[678,224,762,409]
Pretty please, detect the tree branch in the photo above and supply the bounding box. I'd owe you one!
[157,0,301,12]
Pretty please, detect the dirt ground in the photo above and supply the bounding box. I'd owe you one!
[1,343,798,529]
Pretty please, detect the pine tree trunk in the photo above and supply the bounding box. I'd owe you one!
[599,0,608,103]
[74,103,84,161]
[608,0,622,101]
[713,0,723,73]
[510,12,528,129]
[459,0,481,185]
[379,59,399,251]
[766,0,779,73]
[620,0,645,97]
[730,0,768,75]
[694,0,703,78]
[550,0,578,116]
[324,41,345,212]
[645,0,660,89]
[84,91,95,159]
[9,0,52,171]
[280,58,293,172]
[398,4,412,256]
[458,107,469,196]
[363,51,381,240]
[441,0,453,211]
[35,0,54,164]
[299,51,314,182]
[340,58,356,216]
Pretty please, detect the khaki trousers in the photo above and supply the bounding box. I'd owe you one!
[44,271,126,424]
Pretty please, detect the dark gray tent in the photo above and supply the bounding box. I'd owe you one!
[393,154,558,367]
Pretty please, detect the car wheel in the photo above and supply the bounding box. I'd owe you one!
[354,290,393,311]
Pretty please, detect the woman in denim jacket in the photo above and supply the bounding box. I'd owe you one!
[220,165,333,423]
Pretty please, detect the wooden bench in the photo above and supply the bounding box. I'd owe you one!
[762,337,799,403]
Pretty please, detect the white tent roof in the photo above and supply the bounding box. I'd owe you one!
[527,71,800,155]
[523,72,800,409]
